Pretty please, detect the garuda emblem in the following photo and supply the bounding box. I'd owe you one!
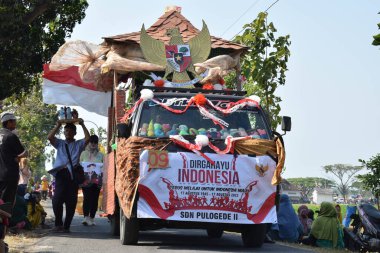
[256,164,269,177]
[140,21,211,87]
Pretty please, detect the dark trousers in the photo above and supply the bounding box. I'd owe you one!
[82,184,100,218]
[52,168,78,229]
[0,179,18,205]
[41,190,48,200]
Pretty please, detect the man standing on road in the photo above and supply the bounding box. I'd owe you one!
[48,119,90,233]
[0,112,28,204]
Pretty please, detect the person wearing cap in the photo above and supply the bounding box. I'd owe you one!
[40,175,49,201]
[79,134,104,226]
[48,118,90,233]
[0,112,28,205]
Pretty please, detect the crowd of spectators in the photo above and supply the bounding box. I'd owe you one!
[268,194,346,249]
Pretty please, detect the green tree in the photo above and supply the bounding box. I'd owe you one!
[350,180,372,198]
[323,164,362,202]
[373,12,380,46]
[287,177,335,200]
[234,12,291,129]
[0,0,88,99]
[358,154,380,209]
[1,81,57,178]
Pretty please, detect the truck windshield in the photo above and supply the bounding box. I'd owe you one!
[136,98,270,139]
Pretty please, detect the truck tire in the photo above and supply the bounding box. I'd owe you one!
[120,208,139,245]
[109,206,120,236]
[206,228,223,238]
[241,224,267,248]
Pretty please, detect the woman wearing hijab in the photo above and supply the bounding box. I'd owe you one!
[298,205,312,235]
[303,202,344,248]
[270,194,304,243]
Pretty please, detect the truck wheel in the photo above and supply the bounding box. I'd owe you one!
[206,228,223,238]
[109,207,120,236]
[241,224,267,248]
[120,208,139,245]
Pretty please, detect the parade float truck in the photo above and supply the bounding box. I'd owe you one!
[101,8,291,248]
[109,85,290,248]
[45,7,290,248]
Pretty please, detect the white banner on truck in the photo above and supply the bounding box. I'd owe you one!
[137,151,277,224]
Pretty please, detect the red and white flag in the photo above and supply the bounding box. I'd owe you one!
[42,64,111,116]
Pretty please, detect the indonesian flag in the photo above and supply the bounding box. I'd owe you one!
[42,64,111,116]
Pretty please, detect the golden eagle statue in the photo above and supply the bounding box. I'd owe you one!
[140,21,211,86]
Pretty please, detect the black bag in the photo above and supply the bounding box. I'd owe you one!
[65,144,85,185]
[73,164,85,185]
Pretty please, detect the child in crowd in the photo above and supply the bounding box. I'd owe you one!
[40,176,49,200]
[25,191,48,229]
[298,205,313,236]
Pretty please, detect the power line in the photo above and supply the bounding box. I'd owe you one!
[265,0,280,12]
[230,0,280,40]
[220,0,261,37]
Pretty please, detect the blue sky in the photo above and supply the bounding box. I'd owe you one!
[68,0,380,179]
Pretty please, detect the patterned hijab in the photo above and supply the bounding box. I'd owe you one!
[297,205,309,234]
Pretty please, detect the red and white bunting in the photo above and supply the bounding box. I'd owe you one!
[170,135,252,160]
[208,136,251,154]
[169,135,214,164]
[121,89,261,128]
[206,98,260,114]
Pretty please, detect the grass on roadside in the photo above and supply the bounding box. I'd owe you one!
[293,204,349,219]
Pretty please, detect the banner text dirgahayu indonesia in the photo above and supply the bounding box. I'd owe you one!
[178,159,239,184]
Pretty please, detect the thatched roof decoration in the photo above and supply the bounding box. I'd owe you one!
[103,10,247,52]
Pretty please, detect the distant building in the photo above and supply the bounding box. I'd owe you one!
[312,188,334,204]
[281,179,302,203]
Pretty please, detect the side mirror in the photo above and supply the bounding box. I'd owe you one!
[281,116,291,132]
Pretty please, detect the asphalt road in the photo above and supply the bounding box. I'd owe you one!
[30,201,315,253]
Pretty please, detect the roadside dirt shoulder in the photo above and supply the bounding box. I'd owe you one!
[5,200,54,253]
